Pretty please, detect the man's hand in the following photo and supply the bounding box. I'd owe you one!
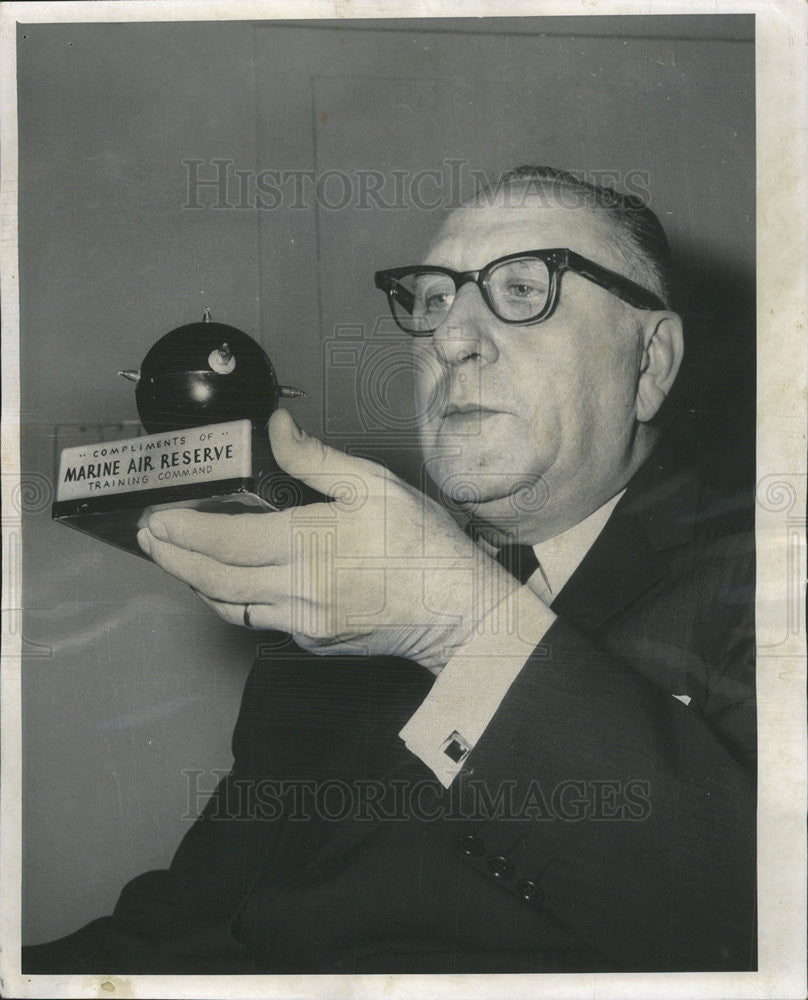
[137,410,519,674]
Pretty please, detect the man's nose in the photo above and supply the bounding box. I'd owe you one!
[430,283,499,366]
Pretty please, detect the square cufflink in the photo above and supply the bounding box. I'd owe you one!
[441,730,471,764]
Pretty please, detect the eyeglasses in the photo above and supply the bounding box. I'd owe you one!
[374,248,666,336]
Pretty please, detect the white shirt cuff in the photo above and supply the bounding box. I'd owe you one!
[399,586,557,787]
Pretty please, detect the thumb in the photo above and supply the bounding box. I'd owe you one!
[268,408,385,499]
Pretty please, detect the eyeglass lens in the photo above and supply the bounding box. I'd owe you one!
[390,257,552,332]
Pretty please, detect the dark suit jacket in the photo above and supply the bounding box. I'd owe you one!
[23,452,756,975]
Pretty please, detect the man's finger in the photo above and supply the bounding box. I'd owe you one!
[268,408,384,501]
[143,509,292,566]
[138,529,289,603]
[194,593,246,627]
[196,593,289,633]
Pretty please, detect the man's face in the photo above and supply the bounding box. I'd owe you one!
[412,192,649,537]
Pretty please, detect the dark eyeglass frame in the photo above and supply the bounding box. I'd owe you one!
[374,248,667,336]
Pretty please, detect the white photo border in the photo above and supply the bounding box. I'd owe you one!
[1,2,805,998]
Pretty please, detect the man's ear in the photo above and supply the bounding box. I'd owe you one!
[636,312,684,423]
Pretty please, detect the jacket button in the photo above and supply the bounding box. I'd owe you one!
[459,834,485,857]
[516,878,543,904]
[486,855,514,880]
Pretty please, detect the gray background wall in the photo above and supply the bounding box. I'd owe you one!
[18,16,755,943]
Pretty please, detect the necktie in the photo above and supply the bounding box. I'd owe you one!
[494,543,540,585]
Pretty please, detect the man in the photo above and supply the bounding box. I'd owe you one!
[24,166,756,974]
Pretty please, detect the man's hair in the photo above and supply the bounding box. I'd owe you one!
[475,165,674,309]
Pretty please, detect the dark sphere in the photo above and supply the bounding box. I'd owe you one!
[135,321,279,434]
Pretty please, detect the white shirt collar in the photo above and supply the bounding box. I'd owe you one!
[530,489,626,598]
[473,489,627,600]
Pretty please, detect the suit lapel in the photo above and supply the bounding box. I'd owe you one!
[550,456,701,633]
[550,513,669,632]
